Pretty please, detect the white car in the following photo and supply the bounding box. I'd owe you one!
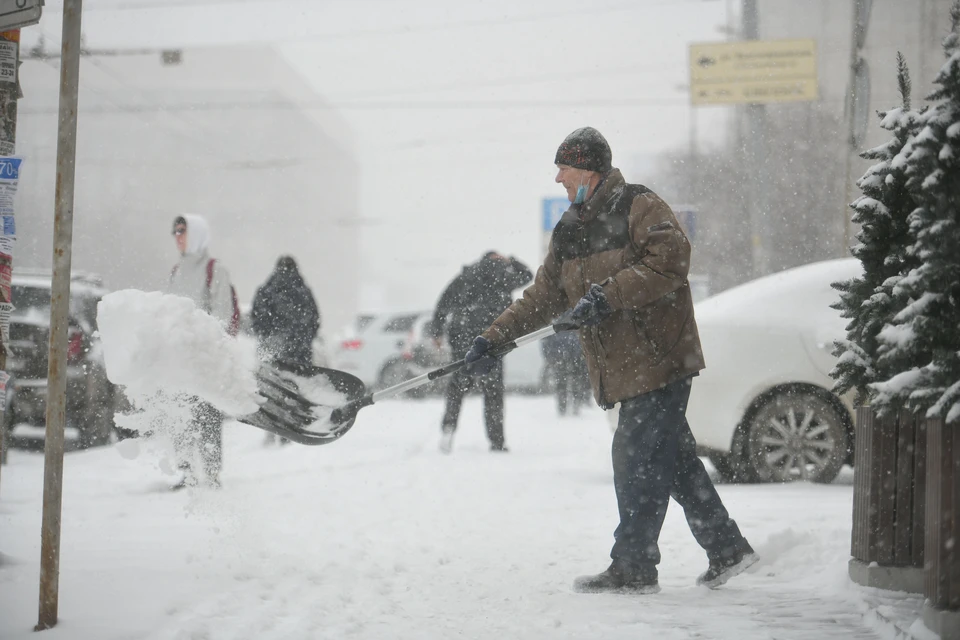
[608,258,860,484]
[330,312,424,389]
[380,314,550,395]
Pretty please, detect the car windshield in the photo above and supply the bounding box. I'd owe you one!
[381,314,419,333]
[11,285,103,332]
[11,286,52,315]
[355,315,377,333]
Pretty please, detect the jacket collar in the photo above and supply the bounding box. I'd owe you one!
[580,168,624,223]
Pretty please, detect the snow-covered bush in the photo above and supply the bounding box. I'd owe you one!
[831,54,925,407]
[871,3,960,422]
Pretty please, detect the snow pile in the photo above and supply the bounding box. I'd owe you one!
[98,289,261,416]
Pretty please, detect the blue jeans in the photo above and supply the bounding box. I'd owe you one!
[611,377,746,567]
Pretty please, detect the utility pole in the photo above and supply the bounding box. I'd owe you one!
[37,0,83,631]
[742,0,771,278]
[0,26,19,482]
[842,0,873,257]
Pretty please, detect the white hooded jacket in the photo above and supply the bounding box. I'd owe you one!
[168,214,235,329]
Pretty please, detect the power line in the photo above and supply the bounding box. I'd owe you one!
[20,45,685,100]
[41,0,723,47]
[51,0,718,11]
[334,62,685,101]
[47,0,321,10]
[18,97,687,116]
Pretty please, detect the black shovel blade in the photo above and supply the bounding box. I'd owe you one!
[239,362,367,446]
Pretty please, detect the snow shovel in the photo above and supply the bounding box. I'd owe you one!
[238,363,367,446]
[239,321,580,446]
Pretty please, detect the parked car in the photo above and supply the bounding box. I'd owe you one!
[607,258,860,484]
[377,316,450,397]
[5,270,119,450]
[382,314,552,397]
[330,311,424,390]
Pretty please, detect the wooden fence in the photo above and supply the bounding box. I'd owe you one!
[851,408,926,569]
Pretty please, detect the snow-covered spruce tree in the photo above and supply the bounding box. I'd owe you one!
[873,3,960,422]
[831,53,924,406]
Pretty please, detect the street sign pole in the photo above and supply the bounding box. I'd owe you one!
[688,16,817,279]
[36,0,81,631]
[842,0,873,257]
[0,27,17,488]
[742,0,769,277]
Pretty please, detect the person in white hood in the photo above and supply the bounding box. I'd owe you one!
[168,214,235,489]
[170,214,235,329]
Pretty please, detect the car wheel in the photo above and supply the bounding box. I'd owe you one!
[378,360,414,392]
[744,389,849,483]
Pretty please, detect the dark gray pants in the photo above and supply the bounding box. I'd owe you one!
[177,400,223,484]
[553,355,590,415]
[440,361,505,448]
[611,377,746,567]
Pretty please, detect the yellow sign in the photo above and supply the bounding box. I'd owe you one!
[689,39,818,105]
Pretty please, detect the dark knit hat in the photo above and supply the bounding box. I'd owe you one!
[554,127,612,173]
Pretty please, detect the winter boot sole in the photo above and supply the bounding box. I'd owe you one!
[697,552,760,589]
[572,579,661,595]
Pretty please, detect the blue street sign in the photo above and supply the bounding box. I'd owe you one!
[542,197,569,232]
[674,205,698,243]
[0,157,21,180]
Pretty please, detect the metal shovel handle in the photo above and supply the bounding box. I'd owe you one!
[330,321,579,425]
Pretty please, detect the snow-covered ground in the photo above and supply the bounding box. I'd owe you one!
[1,396,898,639]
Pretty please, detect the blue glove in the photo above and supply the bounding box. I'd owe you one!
[464,336,497,376]
[571,283,613,326]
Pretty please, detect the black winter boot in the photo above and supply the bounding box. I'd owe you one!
[573,560,660,594]
[697,542,759,589]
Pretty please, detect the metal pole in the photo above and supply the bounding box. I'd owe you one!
[742,0,770,277]
[37,0,83,631]
[842,0,872,257]
[0,28,17,484]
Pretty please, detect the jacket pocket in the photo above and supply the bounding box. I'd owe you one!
[634,288,691,364]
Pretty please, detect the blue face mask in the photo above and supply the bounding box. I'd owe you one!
[574,184,587,204]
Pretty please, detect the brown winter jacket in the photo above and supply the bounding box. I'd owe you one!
[481,168,705,407]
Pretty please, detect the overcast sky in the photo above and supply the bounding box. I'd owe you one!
[30,0,732,315]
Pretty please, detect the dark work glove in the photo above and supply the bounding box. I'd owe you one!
[571,283,613,326]
[464,336,497,376]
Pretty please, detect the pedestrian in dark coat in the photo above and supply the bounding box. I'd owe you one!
[541,312,590,416]
[463,127,757,594]
[250,256,321,369]
[429,251,533,453]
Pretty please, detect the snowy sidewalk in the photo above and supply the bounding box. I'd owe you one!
[0,396,919,639]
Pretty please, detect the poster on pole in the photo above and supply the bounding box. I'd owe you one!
[0,156,20,215]
[0,38,15,84]
[0,252,9,303]
[0,301,10,346]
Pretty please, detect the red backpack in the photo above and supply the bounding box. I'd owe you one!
[171,259,241,336]
[206,259,241,337]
